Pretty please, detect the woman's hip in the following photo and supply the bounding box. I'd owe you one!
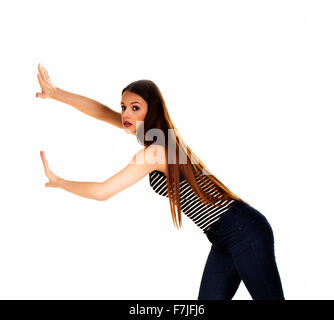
[204,200,274,248]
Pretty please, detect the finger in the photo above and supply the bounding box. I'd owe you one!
[40,151,48,165]
[40,151,49,168]
[38,63,44,79]
[43,65,50,78]
[38,64,47,81]
[37,73,44,88]
[40,150,46,161]
[40,64,48,80]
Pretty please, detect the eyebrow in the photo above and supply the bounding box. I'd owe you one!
[121,101,141,105]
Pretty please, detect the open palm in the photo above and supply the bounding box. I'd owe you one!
[40,151,60,188]
[36,63,56,99]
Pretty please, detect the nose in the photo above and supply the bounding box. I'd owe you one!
[122,108,131,121]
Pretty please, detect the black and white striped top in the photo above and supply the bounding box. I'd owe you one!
[149,170,236,233]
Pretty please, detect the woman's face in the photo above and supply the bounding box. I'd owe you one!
[121,91,148,135]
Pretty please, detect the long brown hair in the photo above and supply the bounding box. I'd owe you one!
[122,80,248,229]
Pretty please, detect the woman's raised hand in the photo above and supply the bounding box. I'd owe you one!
[36,63,56,99]
[40,150,60,188]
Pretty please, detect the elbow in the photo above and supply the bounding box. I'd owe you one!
[96,192,109,201]
[100,194,113,201]
[96,182,117,201]
[95,186,112,201]
[95,183,108,201]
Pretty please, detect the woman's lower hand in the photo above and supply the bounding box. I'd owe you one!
[36,63,56,99]
[40,150,61,188]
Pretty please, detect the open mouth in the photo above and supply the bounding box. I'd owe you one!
[123,121,132,127]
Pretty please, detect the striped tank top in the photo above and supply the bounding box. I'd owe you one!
[149,170,236,233]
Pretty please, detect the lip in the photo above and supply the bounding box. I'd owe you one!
[123,121,132,127]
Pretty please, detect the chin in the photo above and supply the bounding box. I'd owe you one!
[124,127,135,135]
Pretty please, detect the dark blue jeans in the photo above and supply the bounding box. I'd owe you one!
[198,200,285,300]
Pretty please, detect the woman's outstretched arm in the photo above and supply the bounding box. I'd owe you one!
[36,63,123,129]
[40,145,164,201]
[51,87,123,129]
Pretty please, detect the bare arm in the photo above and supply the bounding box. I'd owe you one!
[36,63,123,129]
[52,87,123,129]
[40,145,164,201]
[56,179,101,200]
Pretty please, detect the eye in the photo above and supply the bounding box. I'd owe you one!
[121,105,139,111]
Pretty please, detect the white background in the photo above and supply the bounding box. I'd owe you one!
[0,0,333,299]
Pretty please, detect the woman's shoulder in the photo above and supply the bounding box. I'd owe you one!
[143,144,167,175]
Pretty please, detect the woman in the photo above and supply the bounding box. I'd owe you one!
[36,63,285,300]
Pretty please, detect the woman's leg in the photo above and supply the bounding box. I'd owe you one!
[230,216,285,300]
[198,200,284,300]
[199,200,285,300]
[197,244,241,300]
